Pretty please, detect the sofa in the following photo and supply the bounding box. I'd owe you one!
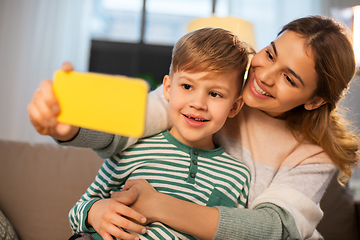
[0,139,359,240]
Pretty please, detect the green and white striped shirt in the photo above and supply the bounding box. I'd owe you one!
[69,130,250,240]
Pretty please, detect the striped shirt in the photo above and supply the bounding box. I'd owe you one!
[69,131,250,240]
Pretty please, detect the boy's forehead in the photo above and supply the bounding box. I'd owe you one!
[177,70,234,80]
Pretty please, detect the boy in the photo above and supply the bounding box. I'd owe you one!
[38,28,251,240]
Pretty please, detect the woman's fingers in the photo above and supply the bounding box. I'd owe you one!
[112,186,138,205]
[62,61,74,72]
[40,80,60,115]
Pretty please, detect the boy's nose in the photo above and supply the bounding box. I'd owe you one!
[189,93,208,110]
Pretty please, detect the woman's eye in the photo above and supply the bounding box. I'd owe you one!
[182,84,191,90]
[285,75,296,87]
[265,50,274,60]
[210,92,222,98]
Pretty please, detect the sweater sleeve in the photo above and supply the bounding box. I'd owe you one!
[68,157,130,234]
[214,164,335,240]
[57,85,172,158]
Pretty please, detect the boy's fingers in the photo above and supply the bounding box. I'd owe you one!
[115,202,146,225]
[62,61,74,72]
[104,221,143,240]
[111,213,146,237]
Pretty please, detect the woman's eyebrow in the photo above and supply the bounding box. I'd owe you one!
[270,42,277,56]
[271,41,305,86]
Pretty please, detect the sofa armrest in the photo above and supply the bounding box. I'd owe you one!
[0,140,104,240]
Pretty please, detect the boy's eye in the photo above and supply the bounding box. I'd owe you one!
[265,50,274,60]
[210,92,222,98]
[182,84,191,90]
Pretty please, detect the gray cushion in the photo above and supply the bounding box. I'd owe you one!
[0,209,18,240]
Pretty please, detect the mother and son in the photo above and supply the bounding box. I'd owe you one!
[28,15,359,240]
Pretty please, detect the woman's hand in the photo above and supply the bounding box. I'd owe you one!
[112,179,162,224]
[27,62,80,141]
[113,179,219,240]
[88,187,147,240]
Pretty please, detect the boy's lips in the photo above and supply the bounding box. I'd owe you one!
[182,113,209,127]
[183,114,209,122]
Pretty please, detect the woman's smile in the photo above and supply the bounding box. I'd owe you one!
[252,77,273,98]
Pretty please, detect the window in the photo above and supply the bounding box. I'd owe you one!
[91,0,143,42]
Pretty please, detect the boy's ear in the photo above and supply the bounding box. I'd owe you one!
[228,96,244,118]
[304,96,326,110]
[163,75,171,101]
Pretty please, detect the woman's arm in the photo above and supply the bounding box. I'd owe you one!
[115,163,336,240]
[116,179,294,240]
[57,85,172,158]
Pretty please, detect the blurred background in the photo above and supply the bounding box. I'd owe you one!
[0,0,359,188]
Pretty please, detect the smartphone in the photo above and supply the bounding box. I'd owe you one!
[53,70,149,138]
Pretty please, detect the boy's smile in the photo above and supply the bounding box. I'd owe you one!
[163,71,243,150]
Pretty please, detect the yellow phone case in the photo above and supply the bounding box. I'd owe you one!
[53,70,149,137]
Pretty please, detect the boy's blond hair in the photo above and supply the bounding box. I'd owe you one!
[169,27,251,95]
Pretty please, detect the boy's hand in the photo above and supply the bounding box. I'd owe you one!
[88,188,147,240]
[113,179,162,224]
[27,62,79,141]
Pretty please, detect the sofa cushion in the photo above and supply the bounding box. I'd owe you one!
[317,173,360,240]
[0,140,103,240]
[0,209,18,240]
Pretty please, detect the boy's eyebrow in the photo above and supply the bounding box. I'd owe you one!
[270,41,305,86]
[179,76,195,82]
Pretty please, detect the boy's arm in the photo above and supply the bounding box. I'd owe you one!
[69,159,146,239]
[57,85,172,158]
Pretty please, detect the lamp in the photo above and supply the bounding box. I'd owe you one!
[187,15,257,51]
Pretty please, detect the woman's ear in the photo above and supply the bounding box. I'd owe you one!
[304,96,326,110]
[228,96,244,118]
[163,75,171,101]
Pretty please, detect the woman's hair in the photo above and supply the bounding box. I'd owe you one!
[169,27,252,95]
[279,15,359,183]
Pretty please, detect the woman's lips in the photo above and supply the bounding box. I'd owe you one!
[249,76,274,99]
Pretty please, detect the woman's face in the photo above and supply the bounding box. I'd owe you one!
[243,30,321,118]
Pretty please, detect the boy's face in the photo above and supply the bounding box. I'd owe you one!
[163,71,243,150]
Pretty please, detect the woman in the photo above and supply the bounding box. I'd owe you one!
[28,16,359,239]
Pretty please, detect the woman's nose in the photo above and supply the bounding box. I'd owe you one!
[258,66,276,87]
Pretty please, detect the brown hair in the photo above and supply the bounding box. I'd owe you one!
[279,16,359,183]
[170,27,252,95]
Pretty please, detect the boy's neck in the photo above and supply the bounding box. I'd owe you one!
[169,127,216,150]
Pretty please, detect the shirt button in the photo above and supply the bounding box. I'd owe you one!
[192,160,197,165]
[190,173,196,178]
[193,150,198,155]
